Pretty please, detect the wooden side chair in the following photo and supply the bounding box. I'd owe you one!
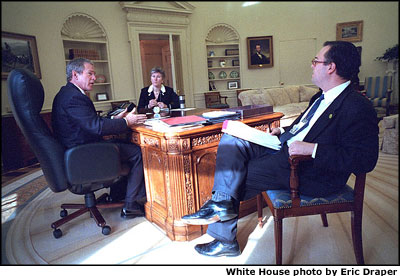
[204,92,229,109]
[361,76,393,117]
[257,155,367,264]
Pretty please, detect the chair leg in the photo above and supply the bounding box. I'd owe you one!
[51,192,123,237]
[274,217,283,265]
[351,210,365,264]
[321,213,328,227]
[51,207,89,230]
[257,194,263,227]
[60,203,86,209]
[89,207,106,227]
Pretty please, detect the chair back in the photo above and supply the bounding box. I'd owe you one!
[7,69,68,192]
[204,92,229,109]
[364,76,392,107]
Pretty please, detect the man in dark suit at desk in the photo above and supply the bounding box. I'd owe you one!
[181,41,379,257]
[251,44,269,65]
[52,58,147,219]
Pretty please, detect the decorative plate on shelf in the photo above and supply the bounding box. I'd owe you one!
[208,71,215,79]
[229,71,239,78]
[219,71,227,79]
[95,74,106,83]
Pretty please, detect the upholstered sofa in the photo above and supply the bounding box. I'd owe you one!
[238,85,320,126]
[381,114,398,155]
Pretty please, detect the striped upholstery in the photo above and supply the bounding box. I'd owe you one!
[364,76,392,115]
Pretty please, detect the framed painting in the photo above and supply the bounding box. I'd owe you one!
[247,36,273,69]
[96,92,109,101]
[227,81,239,90]
[2,31,41,79]
[336,21,363,42]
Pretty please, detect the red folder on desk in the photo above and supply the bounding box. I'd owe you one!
[160,115,207,127]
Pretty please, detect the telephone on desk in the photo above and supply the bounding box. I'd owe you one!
[105,102,136,118]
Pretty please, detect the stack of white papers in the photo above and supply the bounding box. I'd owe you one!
[221,120,281,150]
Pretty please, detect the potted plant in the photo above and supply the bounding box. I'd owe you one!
[376,44,398,62]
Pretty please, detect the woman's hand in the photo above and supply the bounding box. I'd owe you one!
[157,102,167,108]
[148,99,158,108]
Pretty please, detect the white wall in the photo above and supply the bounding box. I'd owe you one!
[1,1,134,113]
[2,1,398,114]
[189,1,399,91]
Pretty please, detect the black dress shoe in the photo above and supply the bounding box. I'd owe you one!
[180,200,237,225]
[195,239,240,257]
[120,207,144,219]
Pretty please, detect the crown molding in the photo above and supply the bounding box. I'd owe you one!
[120,1,195,17]
[120,2,194,25]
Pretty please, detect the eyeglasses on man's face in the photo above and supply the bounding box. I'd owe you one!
[311,58,330,66]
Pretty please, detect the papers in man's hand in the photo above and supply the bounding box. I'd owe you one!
[221,120,281,150]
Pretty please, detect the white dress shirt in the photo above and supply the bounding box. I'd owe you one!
[72,83,86,96]
[282,81,350,157]
[147,84,166,95]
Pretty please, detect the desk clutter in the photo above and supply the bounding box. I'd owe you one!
[143,105,273,132]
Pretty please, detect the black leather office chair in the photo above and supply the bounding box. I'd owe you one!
[7,69,126,238]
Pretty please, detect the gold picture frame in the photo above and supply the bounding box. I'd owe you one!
[336,21,363,42]
[2,31,41,79]
[247,36,273,69]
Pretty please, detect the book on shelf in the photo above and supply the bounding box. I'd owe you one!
[221,120,281,150]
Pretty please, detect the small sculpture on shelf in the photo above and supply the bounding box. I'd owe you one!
[209,81,216,91]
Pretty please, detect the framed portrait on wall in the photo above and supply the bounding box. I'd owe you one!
[336,21,363,42]
[247,36,273,69]
[2,31,41,79]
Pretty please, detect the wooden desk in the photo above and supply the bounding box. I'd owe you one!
[2,111,52,171]
[131,109,283,241]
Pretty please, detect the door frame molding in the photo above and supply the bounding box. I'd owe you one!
[121,2,195,106]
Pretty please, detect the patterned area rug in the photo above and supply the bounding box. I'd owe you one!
[2,169,46,224]
[2,153,398,265]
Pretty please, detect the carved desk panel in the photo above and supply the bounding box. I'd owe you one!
[131,111,283,241]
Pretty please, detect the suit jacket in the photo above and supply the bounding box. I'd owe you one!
[137,85,180,109]
[251,53,269,65]
[52,82,129,148]
[275,85,379,196]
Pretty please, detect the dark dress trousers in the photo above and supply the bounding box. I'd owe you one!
[137,85,180,109]
[52,82,145,208]
[207,86,379,242]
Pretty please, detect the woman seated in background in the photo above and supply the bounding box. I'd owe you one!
[138,67,180,110]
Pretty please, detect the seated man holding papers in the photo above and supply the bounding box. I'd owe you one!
[180,41,379,257]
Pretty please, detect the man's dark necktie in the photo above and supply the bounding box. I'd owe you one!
[279,94,325,144]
